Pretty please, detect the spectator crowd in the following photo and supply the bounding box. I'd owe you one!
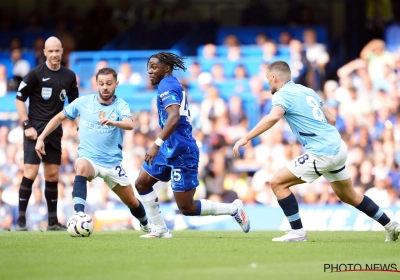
[1,27,400,230]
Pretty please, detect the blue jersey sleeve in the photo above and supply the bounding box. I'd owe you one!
[160,89,181,108]
[119,101,132,120]
[271,92,290,112]
[63,97,82,120]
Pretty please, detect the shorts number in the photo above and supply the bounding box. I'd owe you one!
[115,165,126,177]
[306,96,325,122]
[173,169,182,181]
[297,154,309,164]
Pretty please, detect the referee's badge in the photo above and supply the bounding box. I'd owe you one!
[41,87,52,100]
[59,89,66,101]
[98,111,106,119]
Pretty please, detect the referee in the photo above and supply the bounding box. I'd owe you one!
[15,36,79,231]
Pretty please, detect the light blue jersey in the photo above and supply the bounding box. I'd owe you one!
[271,81,341,156]
[63,94,132,167]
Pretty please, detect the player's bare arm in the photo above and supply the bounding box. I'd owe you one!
[35,111,67,159]
[99,117,133,130]
[144,104,180,165]
[321,104,336,126]
[233,106,285,157]
[15,99,38,140]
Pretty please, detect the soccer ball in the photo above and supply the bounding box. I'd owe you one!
[67,212,94,237]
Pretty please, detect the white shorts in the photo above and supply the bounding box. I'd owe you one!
[287,140,350,183]
[77,157,131,189]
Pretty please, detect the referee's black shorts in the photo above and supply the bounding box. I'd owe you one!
[23,119,62,165]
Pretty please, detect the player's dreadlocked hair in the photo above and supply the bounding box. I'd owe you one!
[148,52,187,72]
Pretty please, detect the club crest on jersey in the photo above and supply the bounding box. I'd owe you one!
[41,87,52,100]
[98,111,106,119]
[109,112,117,121]
[59,89,66,101]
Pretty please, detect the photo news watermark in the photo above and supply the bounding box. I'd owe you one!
[324,263,400,273]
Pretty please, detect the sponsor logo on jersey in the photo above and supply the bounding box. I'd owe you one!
[42,77,50,81]
[41,87,52,100]
[59,89,66,101]
[98,111,106,119]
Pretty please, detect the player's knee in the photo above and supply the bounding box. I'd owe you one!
[75,163,90,176]
[125,197,139,208]
[269,178,281,193]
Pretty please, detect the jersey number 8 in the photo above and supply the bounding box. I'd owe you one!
[306,96,325,122]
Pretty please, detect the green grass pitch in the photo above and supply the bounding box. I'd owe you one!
[0,230,399,280]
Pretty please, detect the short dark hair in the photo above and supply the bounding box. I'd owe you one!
[268,61,291,75]
[148,52,187,72]
[96,67,117,81]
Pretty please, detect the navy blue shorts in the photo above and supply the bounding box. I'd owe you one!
[142,151,199,192]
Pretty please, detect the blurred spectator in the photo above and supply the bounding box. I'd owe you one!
[8,37,22,50]
[255,32,269,47]
[200,86,227,135]
[360,39,394,83]
[303,28,330,91]
[187,62,202,84]
[365,170,391,207]
[202,43,217,60]
[32,37,46,66]
[223,35,241,47]
[288,39,310,86]
[338,86,372,125]
[233,64,248,80]
[227,46,242,61]
[278,31,292,46]
[0,64,9,96]
[0,186,13,230]
[210,64,226,83]
[262,41,278,63]
[117,63,142,85]
[10,48,30,88]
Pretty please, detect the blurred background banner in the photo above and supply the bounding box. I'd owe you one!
[92,204,400,231]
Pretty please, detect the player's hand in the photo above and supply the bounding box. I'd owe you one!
[35,137,46,160]
[233,137,249,157]
[99,118,115,126]
[24,127,37,141]
[145,144,160,166]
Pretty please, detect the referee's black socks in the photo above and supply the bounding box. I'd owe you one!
[17,177,34,225]
[45,181,59,226]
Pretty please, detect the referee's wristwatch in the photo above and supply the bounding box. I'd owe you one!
[22,119,32,130]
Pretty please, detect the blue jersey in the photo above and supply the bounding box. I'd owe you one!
[272,81,341,156]
[63,94,132,167]
[157,75,198,158]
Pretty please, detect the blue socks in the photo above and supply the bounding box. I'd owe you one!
[278,193,303,230]
[356,195,390,226]
[72,175,87,213]
[130,200,148,226]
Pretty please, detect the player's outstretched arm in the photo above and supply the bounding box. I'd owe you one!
[99,117,133,130]
[233,106,284,157]
[321,104,336,126]
[35,111,67,159]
